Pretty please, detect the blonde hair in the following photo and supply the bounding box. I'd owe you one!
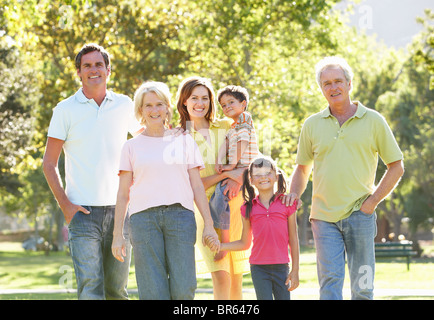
[134,81,172,126]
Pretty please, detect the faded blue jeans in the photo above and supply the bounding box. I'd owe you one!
[130,204,197,300]
[311,210,377,300]
[68,205,131,300]
[209,180,230,230]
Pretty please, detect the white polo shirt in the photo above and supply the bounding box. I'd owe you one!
[47,88,143,206]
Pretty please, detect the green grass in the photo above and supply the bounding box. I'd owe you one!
[0,242,433,300]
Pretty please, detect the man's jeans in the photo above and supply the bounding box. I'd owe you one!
[311,210,377,300]
[130,204,197,300]
[68,206,131,300]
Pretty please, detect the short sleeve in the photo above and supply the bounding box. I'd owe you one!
[235,127,250,142]
[119,141,133,173]
[235,112,254,137]
[375,115,403,165]
[286,200,298,217]
[295,119,314,165]
[47,106,68,141]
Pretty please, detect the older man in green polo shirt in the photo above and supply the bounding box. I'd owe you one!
[289,56,404,300]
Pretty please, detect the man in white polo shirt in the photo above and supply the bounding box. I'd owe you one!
[43,43,143,299]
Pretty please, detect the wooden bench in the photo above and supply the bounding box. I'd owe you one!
[375,241,417,271]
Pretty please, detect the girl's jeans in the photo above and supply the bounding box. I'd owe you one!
[311,210,377,300]
[130,204,197,300]
[68,205,131,300]
[250,264,291,300]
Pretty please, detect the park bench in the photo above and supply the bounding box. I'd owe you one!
[374,241,417,271]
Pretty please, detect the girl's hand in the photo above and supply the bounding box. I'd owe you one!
[112,234,127,262]
[203,228,220,252]
[285,271,299,291]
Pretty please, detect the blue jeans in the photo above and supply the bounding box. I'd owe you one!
[68,206,131,300]
[130,204,197,300]
[311,210,377,300]
[209,180,230,230]
[250,264,291,300]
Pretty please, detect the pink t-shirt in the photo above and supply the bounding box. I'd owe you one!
[241,195,297,265]
[119,133,204,215]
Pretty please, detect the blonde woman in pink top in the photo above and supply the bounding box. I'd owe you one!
[111,81,219,300]
[219,156,300,300]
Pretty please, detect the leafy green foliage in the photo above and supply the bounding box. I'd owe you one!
[0,0,432,238]
[0,36,38,197]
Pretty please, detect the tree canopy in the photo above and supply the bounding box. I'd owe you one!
[0,1,432,241]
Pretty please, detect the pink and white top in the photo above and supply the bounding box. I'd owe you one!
[119,133,204,215]
[241,194,297,265]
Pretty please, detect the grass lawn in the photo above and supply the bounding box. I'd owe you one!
[0,241,433,300]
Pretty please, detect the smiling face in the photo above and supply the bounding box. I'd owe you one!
[77,50,110,90]
[184,85,211,122]
[140,91,169,127]
[219,94,246,121]
[319,66,352,107]
[250,165,277,192]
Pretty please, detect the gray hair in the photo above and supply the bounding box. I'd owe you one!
[315,56,354,89]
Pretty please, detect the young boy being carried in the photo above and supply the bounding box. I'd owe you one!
[210,85,259,259]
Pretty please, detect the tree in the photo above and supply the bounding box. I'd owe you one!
[375,10,434,238]
[2,0,432,245]
[0,34,39,198]
[1,0,195,240]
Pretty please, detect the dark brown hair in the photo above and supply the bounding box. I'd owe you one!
[217,85,249,109]
[176,76,216,130]
[75,43,110,71]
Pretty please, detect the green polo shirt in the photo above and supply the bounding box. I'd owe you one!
[296,102,403,222]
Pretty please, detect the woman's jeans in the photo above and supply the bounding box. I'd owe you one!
[130,204,197,300]
[68,205,131,300]
[250,264,291,300]
[311,210,377,300]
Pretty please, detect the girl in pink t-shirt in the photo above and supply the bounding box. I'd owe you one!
[219,156,300,300]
